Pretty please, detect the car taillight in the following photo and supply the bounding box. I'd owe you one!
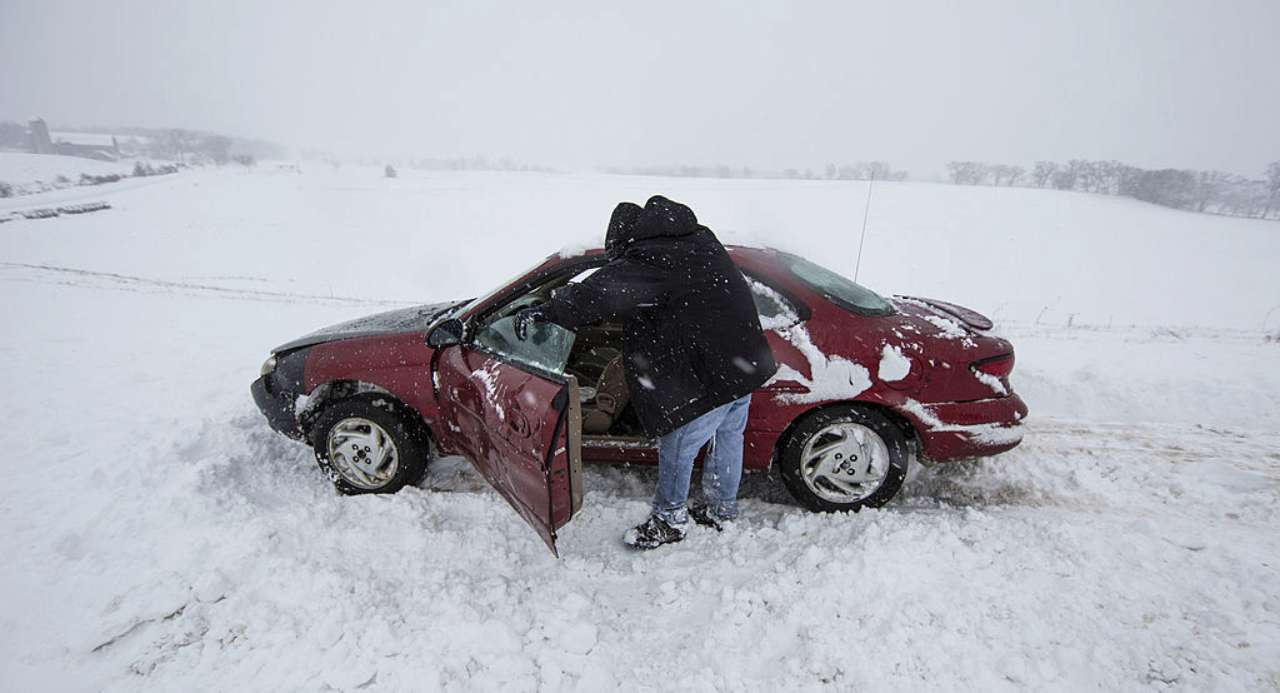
[972,353,1014,378]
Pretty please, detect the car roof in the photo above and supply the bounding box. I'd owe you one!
[554,243,782,260]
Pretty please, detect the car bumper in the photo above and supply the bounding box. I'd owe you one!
[901,393,1028,463]
[251,375,304,440]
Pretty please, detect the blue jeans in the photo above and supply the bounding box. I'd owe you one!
[653,394,752,525]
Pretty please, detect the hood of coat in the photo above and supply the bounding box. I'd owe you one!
[611,195,703,251]
[604,202,644,258]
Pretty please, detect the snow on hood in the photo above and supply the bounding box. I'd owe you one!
[766,325,871,403]
[273,300,462,353]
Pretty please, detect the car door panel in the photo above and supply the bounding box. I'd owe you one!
[434,334,581,555]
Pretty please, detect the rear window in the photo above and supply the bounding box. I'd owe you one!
[743,273,801,330]
[783,254,894,316]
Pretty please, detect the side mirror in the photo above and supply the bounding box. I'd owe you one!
[426,318,465,347]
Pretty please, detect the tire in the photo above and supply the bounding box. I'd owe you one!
[778,405,909,512]
[310,395,430,495]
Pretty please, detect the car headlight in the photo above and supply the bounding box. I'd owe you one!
[261,355,278,377]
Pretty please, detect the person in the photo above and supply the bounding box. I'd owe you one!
[515,195,777,549]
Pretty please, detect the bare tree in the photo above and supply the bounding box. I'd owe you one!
[1076,160,1103,193]
[1192,171,1230,212]
[867,161,893,180]
[163,129,201,163]
[947,161,987,185]
[1265,161,1280,219]
[1101,160,1125,194]
[1052,160,1087,190]
[1006,165,1026,187]
[1031,161,1057,187]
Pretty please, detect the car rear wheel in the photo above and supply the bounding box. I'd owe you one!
[778,405,909,512]
[311,396,429,495]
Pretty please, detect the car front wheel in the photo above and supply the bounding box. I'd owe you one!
[311,396,429,495]
[778,405,909,512]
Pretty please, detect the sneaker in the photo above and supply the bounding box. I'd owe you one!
[688,504,725,532]
[623,515,687,550]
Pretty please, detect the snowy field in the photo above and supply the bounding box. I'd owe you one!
[1,166,1278,690]
[0,152,137,198]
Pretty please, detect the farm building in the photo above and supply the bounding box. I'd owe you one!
[28,118,121,161]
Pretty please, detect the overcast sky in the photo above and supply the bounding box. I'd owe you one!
[2,0,1277,177]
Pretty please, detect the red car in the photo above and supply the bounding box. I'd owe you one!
[252,247,1027,554]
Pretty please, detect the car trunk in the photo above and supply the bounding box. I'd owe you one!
[887,297,1015,403]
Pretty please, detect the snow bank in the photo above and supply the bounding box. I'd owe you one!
[0,152,133,195]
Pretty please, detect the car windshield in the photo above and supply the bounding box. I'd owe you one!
[448,258,552,322]
[783,254,894,316]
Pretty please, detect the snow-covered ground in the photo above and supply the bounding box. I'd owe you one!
[1,167,1277,690]
[0,152,137,197]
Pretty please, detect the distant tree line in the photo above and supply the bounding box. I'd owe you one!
[0,120,284,165]
[605,161,908,182]
[406,156,555,173]
[947,159,1280,220]
[132,161,181,177]
[139,128,282,165]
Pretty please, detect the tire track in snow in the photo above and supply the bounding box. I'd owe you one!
[903,417,1280,524]
[0,262,414,308]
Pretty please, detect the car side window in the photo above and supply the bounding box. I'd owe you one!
[473,315,576,375]
[744,273,801,330]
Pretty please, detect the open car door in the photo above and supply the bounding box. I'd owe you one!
[433,316,583,555]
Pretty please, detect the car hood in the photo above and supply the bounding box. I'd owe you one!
[273,299,464,353]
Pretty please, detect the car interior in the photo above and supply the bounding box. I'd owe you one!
[474,263,798,446]
[477,267,646,442]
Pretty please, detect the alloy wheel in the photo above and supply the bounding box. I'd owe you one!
[798,422,891,504]
[326,417,400,490]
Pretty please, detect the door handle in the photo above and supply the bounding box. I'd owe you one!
[509,410,531,438]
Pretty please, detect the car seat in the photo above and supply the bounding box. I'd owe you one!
[581,350,632,434]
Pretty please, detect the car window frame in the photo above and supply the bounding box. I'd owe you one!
[464,255,606,327]
[460,254,606,382]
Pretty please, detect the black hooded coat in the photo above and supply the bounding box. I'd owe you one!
[540,196,778,437]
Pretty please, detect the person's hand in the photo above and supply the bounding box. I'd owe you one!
[513,307,546,341]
